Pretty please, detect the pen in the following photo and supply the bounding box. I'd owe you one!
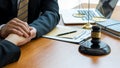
[56,30,77,36]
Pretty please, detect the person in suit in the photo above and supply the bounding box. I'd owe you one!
[0,33,28,67]
[0,0,60,67]
[0,0,60,43]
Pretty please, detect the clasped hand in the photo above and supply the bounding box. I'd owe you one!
[1,18,36,46]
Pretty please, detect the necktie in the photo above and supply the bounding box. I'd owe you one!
[17,0,29,22]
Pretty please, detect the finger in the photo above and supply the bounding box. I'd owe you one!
[9,20,30,38]
[29,27,33,30]
[15,18,30,33]
[12,25,30,38]
[29,27,36,39]
[12,19,30,34]
[9,29,24,37]
[15,18,30,29]
[9,19,30,33]
[14,18,29,27]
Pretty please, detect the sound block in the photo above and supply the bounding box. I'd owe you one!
[79,40,111,56]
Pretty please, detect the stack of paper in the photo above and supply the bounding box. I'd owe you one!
[43,25,91,44]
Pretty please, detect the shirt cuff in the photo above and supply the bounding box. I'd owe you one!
[0,24,5,30]
[0,24,5,38]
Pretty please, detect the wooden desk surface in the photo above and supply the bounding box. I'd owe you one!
[5,4,120,68]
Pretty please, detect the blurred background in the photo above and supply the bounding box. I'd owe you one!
[58,0,120,10]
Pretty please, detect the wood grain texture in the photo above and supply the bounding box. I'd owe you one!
[4,4,120,68]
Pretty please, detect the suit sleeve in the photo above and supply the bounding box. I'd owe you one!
[0,40,20,67]
[29,0,60,38]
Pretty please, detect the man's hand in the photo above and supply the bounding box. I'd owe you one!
[5,27,36,46]
[17,27,37,46]
[0,18,30,38]
[5,34,26,46]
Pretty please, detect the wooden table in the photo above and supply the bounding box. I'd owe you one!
[5,4,120,68]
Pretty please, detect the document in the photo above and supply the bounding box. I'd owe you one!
[43,25,91,44]
[96,19,120,38]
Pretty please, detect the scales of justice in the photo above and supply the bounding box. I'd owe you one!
[72,0,106,29]
[72,0,92,29]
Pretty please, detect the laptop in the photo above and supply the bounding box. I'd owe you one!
[61,0,118,25]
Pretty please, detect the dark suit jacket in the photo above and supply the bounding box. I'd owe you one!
[0,0,60,38]
[0,40,20,67]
